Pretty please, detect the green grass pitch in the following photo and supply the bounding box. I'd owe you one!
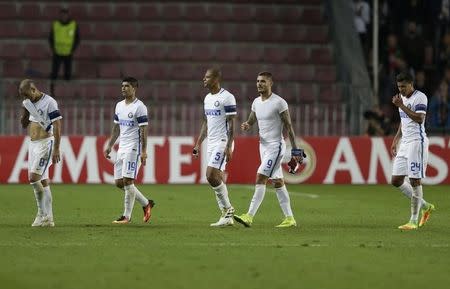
[0,184,449,289]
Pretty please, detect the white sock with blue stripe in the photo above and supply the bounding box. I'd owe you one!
[410,185,423,222]
[30,181,45,216]
[43,186,53,219]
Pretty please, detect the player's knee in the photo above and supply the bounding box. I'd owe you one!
[115,179,124,189]
[391,177,403,187]
[123,178,134,186]
[29,174,41,183]
[272,179,284,188]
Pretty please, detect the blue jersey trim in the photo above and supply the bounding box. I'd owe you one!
[224,105,236,113]
[415,104,427,112]
[137,115,148,123]
[114,114,119,121]
[48,110,61,121]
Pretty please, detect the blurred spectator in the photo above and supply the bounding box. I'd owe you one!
[438,32,450,73]
[380,34,405,104]
[415,70,432,97]
[352,0,371,58]
[363,106,391,136]
[49,8,80,81]
[428,80,450,129]
[400,20,425,71]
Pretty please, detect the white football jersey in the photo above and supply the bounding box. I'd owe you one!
[27,93,62,133]
[398,90,427,143]
[114,98,148,154]
[204,88,237,144]
[252,93,288,144]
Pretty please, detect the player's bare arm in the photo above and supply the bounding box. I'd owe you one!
[392,94,426,124]
[241,111,256,131]
[52,119,61,163]
[193,114,207,157]
[104,123,120,159]
[225,114,235,161]
[391,124,402,157]
[20,107,30,129]
[140,125,148,166]
[280,109,303,163]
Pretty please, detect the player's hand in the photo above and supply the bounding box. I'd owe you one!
[192,146,199,158]
[104,146,111,159]
[392,94,403,107]
[52,148,61,164]
[241,122,250,131]
[224,146,232,162]
[140,152,147,166]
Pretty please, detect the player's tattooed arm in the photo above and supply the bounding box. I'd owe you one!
[193,114,207,157]
[52,119,61,163]
[225,115,235,161]
[280,109,298,149]
[104,123,120,159]
[241,111,256,131]
[140,125,148,165]
[20,107,30,129]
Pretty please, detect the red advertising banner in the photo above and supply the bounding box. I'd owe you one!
[0,136,449,184]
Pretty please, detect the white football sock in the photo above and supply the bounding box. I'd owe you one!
[123,185,136,219]
[410,185,423,222]
[275,185,294,217]
[248,184,266,217]
[399,181,428,209]
[43,186,53,219]
[212,182,232,209]
[30,181,45,216]
[133,185,149,207]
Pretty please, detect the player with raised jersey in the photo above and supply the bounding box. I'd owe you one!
[391,72,435,230]
[193,67,236,227]
[104,77,155,224]
[234,72,305,228]
[19,79,62,227]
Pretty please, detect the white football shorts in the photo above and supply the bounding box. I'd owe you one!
[207,140,233,171]
[257,141,286,179]
[114,152,141,180]
[28,136,54,180]
[392,138,429,179]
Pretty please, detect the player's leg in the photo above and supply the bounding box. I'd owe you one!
[112,153,131,223]
[41,179,55,227]
[207,144,234,227]
[273,178,297,228]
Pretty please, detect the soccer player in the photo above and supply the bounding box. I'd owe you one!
[234,72,304,228]
[193,67,236,227]
[104,77,155,224]
[19,79,62,227]
[391,72,435,230]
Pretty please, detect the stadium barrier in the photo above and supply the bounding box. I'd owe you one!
[1,136,449,184]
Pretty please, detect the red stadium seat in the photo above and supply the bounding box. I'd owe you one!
[74,43,95,59]
[186,23,211,41]
[257,25,282,42]
[290,65,314,81]
[74,61,97,78]
[318,84,340,103]
[160,3,183,20]
[170,64,197,80]
[278,6,302,24]
[281,26,307,42]
[98,63,121,79]
[122,62,147,79]
[88,4,112,20]
[116,23,139,40]
[18,3,41,19]
[92,23,116,40]
[191,44,214,61]
[95,44,119,60]
[311,47,332,64]
[146,64,170,80]
[263,47,287,63]
[153,82,172,101]
[3,60,25,77]
[254,6,278,23]
[78,22,94,39]
[139,23,164,40]
[298,84,317,103]
[163,24,186,41]
[22,22,46,39]
[66,4,88,20]
[233,24,257,41]
[0,21,20,38]
[231,5,254,22]
[214,45,238,62]
[184,4,208,21]
[119,44,142,60]
[0,43,23,59]
[221,64,243,81]
[315,66,336,82]
[141,44,167,61]
[306,26,328,43]
[26,61,49,78]
[207,4,231,21]
[39,4,61,20]
[24,43,50,59]
[0,3,17,19]
[167,45,191,61]
[237,46,263,62]
[137,4,159,21]
[301,8,323,25]
[112,4,137,20]
[286,47,309,64]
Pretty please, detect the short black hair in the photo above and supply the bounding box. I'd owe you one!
[396,71,414,83]
[122,77,138,88]
[258,71,273,80]
[207,67,222,80]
